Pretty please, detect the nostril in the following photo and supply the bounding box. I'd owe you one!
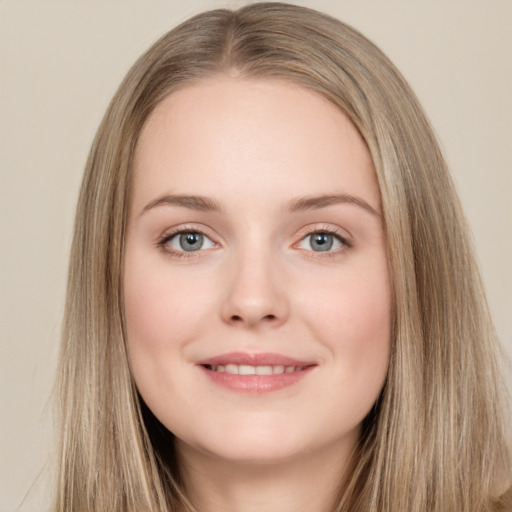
[229,313,277,323]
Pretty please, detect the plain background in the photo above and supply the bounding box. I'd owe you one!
[1,1,511,510]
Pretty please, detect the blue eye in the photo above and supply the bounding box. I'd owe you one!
[298,232,345,252]
[165,231,215,252]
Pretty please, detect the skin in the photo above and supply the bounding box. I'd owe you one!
[124,77,392,512]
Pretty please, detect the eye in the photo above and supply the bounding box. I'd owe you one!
[163,231,215,252]
[297,231,346,252]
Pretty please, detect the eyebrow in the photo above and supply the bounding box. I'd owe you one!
[140,192,380,217]
[288,194,381,217]
[140,194,223,216]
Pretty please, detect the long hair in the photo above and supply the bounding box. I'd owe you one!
[55,3,511,511]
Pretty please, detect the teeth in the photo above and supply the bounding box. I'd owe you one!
[256,366,273,375]
[207,364,300,374]
[225,364,238,374]
[239,365,255,375]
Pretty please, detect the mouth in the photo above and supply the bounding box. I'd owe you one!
[202,363,307,375]
[197,352,316,393]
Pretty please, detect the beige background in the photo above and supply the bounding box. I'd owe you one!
[1,1,510,510]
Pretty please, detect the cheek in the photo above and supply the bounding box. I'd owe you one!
[304,260,391,338]
[122,247,204,399]
[301,260,392,401]
[124,271,180,354]
[124,249,211,351]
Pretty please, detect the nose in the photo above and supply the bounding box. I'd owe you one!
[220,251,289,329]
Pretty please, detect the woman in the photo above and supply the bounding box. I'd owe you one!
[55,3,511,511]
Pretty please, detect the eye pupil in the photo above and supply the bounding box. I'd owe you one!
[311,233,333,251]
[179,232,203,251]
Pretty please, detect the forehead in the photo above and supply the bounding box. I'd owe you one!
[132,76,379,212]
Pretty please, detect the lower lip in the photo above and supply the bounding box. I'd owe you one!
[198,366,315,393]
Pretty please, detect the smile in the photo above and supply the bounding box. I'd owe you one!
[203,364,304,374]
[197,352,316,393]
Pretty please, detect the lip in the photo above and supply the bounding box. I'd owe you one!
[196,352,317,394]
[197,352,314,367]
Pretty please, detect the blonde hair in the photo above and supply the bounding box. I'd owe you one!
[55,3,511,511]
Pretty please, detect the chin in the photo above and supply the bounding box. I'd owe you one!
[187,438,307,466]
[177,417,355,468]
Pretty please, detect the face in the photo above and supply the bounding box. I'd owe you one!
[124,77,391,466]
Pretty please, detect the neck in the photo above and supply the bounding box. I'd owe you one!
[176,438,357,512]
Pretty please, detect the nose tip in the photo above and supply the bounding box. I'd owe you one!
[220,260,289,329]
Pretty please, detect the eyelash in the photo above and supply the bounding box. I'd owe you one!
[157,225,215,259]
[156,225,352,259]
[297,226,352,258]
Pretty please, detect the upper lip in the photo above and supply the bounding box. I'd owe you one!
[196,352,316,367]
